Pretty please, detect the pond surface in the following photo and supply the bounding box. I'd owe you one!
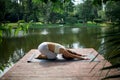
[0,26,102,77]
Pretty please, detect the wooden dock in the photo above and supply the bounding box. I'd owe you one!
[0,48,119,80]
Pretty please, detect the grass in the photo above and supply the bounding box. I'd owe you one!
[7,23,17,27]
[5,21,107,29]
[29,22,103,28]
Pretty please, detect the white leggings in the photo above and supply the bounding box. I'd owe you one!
[38,42,57,59]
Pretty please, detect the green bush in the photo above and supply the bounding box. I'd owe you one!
[78,19,84,23]
[94,19,104,24]
[65,17,77,24]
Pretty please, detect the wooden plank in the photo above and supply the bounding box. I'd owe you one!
[0,48,119,80]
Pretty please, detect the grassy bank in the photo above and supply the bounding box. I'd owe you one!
[30,22,103,28]
[4,21,108,29]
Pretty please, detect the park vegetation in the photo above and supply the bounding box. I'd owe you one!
[0,0,106,26]
[0,0,111,37]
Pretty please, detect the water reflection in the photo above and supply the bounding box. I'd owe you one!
[0,27,102,77]
[40,29,49,35]
[71,28,80,34]
[72,42,83,48]
[59,27,64,34]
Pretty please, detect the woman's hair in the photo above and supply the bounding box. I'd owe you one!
[62,49,76,60]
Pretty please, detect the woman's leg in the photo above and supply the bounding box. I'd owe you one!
[35,54,48,59]
[45,50,57,60]
[38,42,57,60]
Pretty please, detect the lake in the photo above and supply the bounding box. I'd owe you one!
[0,26,102,77]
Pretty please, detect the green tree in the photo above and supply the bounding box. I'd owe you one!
[105,1,120,24]
[0,0,12,23]
[0,0,6,24]
[75,0,98,23]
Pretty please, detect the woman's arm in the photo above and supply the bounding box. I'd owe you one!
[60,48,89,60]
[67,49,82,56]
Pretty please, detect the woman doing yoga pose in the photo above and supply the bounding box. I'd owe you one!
[36,42,89,60]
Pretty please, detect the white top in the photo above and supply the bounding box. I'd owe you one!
[39,42,65,54]
[54,43,65,53]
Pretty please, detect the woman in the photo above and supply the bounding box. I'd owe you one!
[36,42,89,60]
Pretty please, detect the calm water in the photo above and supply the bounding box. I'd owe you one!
[0,26,102,77]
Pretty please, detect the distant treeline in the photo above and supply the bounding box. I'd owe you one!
[0,0,120,25]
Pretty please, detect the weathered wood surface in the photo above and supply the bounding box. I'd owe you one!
[0,48,119,80]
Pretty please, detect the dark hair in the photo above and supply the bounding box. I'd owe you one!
[62,49,76,60]
[62,55,74,60]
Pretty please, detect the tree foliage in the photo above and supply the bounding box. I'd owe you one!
[75,0,98,23]
[105,1,120,23]
[0,0,75,24]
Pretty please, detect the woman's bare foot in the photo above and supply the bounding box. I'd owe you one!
[35,54,47,59]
